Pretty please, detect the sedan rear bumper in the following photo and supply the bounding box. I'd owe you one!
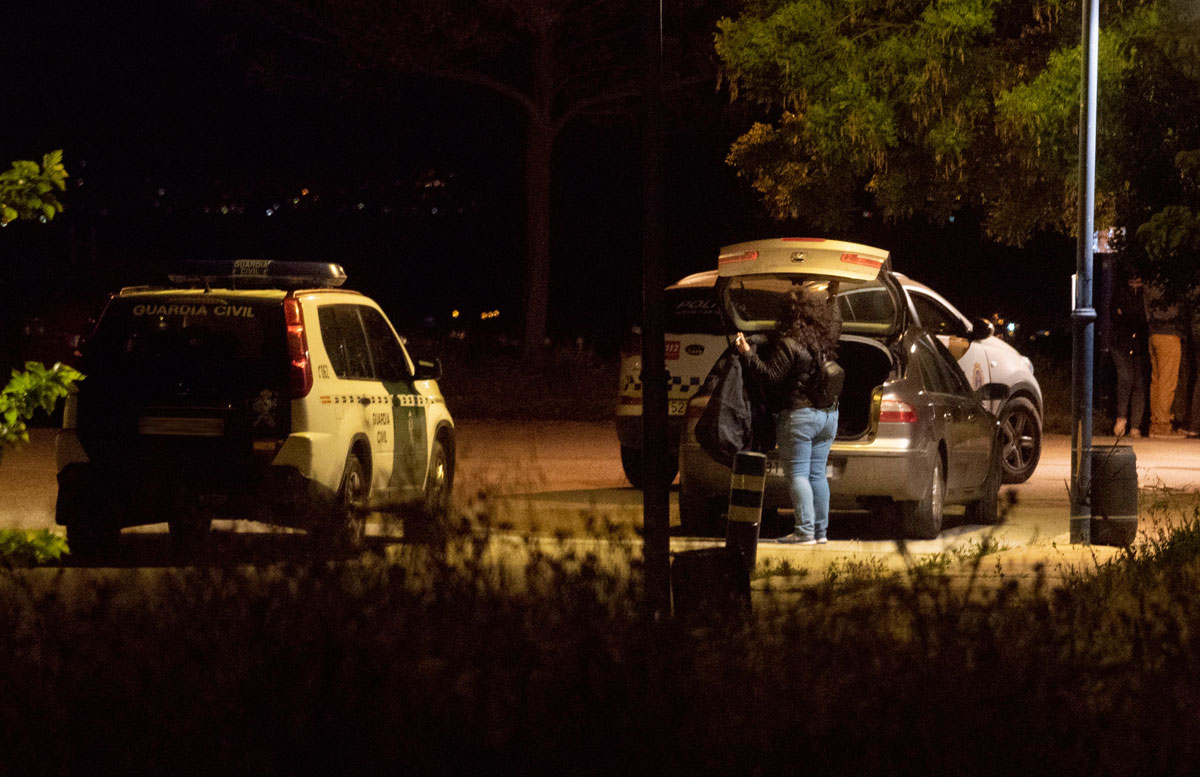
[679,436,934,510]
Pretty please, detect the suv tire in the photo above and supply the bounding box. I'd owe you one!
[424,436,453,516]
[314,451,369,548]
[998,397,1041,484]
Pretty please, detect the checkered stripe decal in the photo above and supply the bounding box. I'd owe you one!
[622,374,702,394]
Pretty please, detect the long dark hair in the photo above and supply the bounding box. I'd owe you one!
[777,286,839,356]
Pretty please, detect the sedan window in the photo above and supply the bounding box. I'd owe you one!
[911,338,968,394]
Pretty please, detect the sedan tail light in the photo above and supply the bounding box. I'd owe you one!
[878,397,918,424]
[283,297,313,398]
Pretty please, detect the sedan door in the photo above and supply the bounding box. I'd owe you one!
[909,334,992,497]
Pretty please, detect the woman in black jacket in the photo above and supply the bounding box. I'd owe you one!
[734,287,841,544]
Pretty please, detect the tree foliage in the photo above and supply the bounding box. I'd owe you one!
[0,150,68,225]
[716,0,1197,247]
[0,362,83,459]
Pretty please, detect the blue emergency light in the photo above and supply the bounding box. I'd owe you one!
[167,260,348,289]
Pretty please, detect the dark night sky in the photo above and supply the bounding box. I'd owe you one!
[1,2,1077,352]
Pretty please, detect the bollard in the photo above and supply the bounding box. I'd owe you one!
[1089,445,1138,546]
[669,451,765,620]
[726,451,766,576]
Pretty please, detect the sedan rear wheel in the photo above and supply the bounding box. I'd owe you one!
[999,397,1042,484]
[897,455,944,540]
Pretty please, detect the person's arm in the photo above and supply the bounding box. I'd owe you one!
[735,333,799,386]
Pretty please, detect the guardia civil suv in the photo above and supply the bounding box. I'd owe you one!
[56,260,455,557]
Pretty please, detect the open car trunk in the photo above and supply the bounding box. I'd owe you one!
[835,336,895,440]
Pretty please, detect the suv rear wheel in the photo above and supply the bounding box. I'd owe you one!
[314,451,369,548]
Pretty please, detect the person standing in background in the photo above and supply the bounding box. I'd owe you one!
[1110,267,1148,437]
[1185,286,1200,438]
[1145,279,1187,438]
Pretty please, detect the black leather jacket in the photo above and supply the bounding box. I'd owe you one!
[740,335,816,413]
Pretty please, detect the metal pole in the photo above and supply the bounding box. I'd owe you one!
[641,0,671,610]
[1070,0,1100,543]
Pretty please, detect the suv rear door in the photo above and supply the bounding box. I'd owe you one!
[77,295,291,472]
[316,303,427,498]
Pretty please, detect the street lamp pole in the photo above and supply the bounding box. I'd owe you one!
[641,0,671,610]
[1070,0,1100,543]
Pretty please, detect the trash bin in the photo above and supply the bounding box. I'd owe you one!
[1089,445,1138,547]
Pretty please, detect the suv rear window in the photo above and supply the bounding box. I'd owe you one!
[85,297,287,402]
[318,304,411,382]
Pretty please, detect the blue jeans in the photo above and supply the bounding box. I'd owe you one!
[776,406,839,540]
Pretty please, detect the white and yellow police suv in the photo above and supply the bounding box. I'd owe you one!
[56,260,454,556]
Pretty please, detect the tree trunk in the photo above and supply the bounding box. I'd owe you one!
[522,116,553,358]
[522,20,555,359]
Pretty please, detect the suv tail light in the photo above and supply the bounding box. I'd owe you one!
[283,297,313,398]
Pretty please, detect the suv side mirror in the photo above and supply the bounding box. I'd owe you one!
[414,358,442,381]
[970,318,995,341]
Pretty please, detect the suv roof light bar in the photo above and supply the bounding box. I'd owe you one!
[167,260,347,289]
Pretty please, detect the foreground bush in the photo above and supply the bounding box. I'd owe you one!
[4,512,1200,776]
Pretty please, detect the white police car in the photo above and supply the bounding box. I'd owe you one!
[616,270,725,488]
[56,260,455,556]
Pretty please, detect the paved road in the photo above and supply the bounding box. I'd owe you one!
[4,422,1200,565]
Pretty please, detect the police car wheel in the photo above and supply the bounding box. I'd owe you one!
[998,397,1041,484]
[425,438,452,516]
[327,452,369,547]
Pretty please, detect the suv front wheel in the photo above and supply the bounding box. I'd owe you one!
[998,397,1041,483]
[424,437,453,516]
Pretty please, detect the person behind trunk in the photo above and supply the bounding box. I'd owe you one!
[1110,265,1148,437]
[734,287,840,544]
[1145,279,1187,437]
